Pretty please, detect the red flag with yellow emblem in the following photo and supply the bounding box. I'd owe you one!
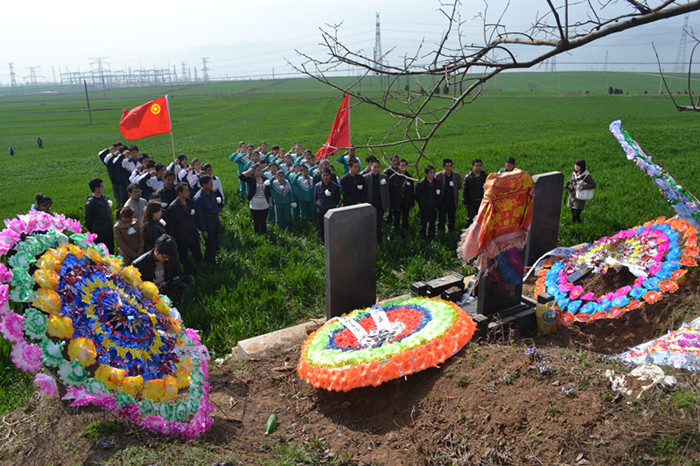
[119,96,172,140]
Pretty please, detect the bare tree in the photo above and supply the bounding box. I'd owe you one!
[292,1,700,167]
[655,27,700,111]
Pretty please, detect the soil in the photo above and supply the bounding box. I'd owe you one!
[1,271,698,465]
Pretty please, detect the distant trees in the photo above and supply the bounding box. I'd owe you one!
[609,87,624,95]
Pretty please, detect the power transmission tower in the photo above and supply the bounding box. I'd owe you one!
[550,56,557,72]
[8,63,17,87]
[674,15,690,73]
[373,12,383,75]
[201,57,209,81]
[88,56,108,94]
[25,66,40,86]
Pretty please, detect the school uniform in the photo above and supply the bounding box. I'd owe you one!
[265,179,295,229]
[339,173,366,206]
[416,178,442,239]
[294,175,315,223]
[98,148,122,206]
[388,171,415,230]
[435,169,462,232]
[336,153,361,175]
[229,151,252,199]
[156,185,177,208]
[363,172,390,243]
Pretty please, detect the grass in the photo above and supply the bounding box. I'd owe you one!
[0,72,699,414]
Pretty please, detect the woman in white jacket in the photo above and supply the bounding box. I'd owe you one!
[566,158,596,224]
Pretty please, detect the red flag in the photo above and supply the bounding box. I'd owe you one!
[119,96,171,140]
[315,94,350,160]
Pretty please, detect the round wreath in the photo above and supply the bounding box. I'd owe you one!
[0,211,213,439]
[297,297,476,392]
[534,217,698,326]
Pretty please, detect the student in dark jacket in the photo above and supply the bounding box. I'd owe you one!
[132,234,188,305]
[435,158,462,233]
[141,201,167,252]
[416,166,441,239]
[166,182,202,274]
[97,142,123,207]
[339,157,366,206]
[314,168,341,243]
[363,159,390,244]
[462,159,488,228]
[388,159,415,231]
[85,177,115,254]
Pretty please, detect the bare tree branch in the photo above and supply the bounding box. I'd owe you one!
[291,1,700,171]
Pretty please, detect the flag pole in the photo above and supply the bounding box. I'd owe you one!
[165,95,176,160]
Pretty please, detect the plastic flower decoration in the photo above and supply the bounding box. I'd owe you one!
[298,297,476,391]
[0,211,213,439]
[618,317,700,372]
[610,120,700,227]
[535,217,698,326]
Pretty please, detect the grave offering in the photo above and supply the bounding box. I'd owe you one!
[617,316,700,371]
[535,217,698,326]
[0,211,213,439]
[297,297,476,391]
[610,120,700,227]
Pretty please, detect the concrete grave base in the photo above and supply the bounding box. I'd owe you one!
[234,319,325,360]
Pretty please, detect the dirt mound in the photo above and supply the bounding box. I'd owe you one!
[1,334,698,465]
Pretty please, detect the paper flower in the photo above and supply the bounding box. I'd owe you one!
[0,211,213,438]
[536,217,697,326]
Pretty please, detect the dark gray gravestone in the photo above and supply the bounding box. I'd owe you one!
[524,171,564,267]
[477,247,526,316]
[325,203,377,319]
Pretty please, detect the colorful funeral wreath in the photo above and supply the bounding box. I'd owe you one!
[534,217,698,326]
[297,297,476,392]
[0,211,213,439]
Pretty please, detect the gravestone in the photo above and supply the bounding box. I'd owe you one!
[524,171,564,266]
[325,203,377,319]
[477,247,527,316]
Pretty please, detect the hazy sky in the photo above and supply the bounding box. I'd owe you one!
[2,0,697,84]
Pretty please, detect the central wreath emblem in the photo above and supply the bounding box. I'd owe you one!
[150,103,161,115]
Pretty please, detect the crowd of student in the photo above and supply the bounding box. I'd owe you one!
[87,141,228,303]
[229,141,500,243]
[70,139,594,305]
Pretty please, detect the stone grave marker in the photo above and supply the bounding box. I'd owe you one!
[325,203,377,319]
[525,171,564,267]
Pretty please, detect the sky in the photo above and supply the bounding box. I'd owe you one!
[1,0,698,85]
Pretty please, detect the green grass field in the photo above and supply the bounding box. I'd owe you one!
[0,72,699,411]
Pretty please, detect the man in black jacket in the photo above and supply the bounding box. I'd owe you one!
[339,157,366,206]
[436,158,462,233]
[363,159,390,243]
[388,159,415,231]
[166,182,202,274]
[133,234,188,304]
[84,177,114,254]
[156,170,177,207]
[416,166,441,239]
[462,159,488,228]
[314,168,341,243]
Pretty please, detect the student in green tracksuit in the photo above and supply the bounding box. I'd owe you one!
[293,165,315,223]
[337,146,359,175]
[229,142,253,200]
[287,164,302,220]
[265,170,295,229]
